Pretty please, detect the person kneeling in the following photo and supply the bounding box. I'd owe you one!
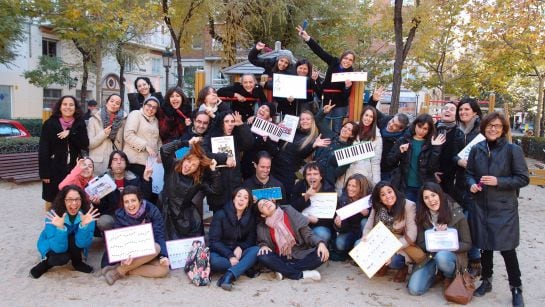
[30,185,99,278]
[255,199,329,281]
[101,186,170,285]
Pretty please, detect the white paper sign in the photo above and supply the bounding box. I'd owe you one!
[272,73,307,99]
[278,114,299,143]
[151,162,164,194]
[424,228,459,252]
[457,133,485,160]
[104,223,156,263]
[302,192,338,219]
[166,236,205,270]
[336,195,371,220]
[85,174,116,199]
[211,135,236,166]
[349,221,403,278]
[331,71,368,82]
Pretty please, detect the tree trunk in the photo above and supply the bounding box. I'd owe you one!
[95,45,103,106]
[536,76,543,137]
[174,39,183,87]
[115,43,126,104]
[80,58,89,103]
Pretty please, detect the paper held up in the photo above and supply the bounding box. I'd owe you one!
[85,174,116,199]
[272,73,307,99]
[336,195,371,220]
[424,228,459,252]
[331,71,368,82]
[349,221,403,279]
[104,223,156,264]
[302,192,337,219]
[457,133,485,160]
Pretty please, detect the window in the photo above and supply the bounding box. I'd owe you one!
[152,58,161,74]
[43,88,62,109]
[192,36,203,50]
[42,39,58,57]
[125,61,136,72]
[0,123,21,137]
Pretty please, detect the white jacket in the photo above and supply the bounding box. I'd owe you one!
[123,109,161,166]
[87,109,126,176]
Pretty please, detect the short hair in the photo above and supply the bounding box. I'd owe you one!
[409,113,435,141]
[52,95,83,119]
[196,86,216,108]
[231,187,253,207]
[104,94,121,105]
[480,111,510,137]
[303,161,324,182]
[241,74,257,83]
[134,77,156,95]
[254,150,273,164]
[395,113,410,130]
[456,97,482,122]
[108,150,129,169]
[295,59,313,77]
[122,185,143,202]
[52,185,90,216]
[165,86,188,106]
[340,50,356,62]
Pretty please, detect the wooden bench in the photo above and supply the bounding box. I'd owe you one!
[0,152,40,184]
[529,163,545,186]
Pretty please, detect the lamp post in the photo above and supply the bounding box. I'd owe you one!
[162,49,173,92]
[415,92,420,115]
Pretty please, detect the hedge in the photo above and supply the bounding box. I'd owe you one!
[0,137,40,154]
[513,136,545,162]
[13,118,43,137]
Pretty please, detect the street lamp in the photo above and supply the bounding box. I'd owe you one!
[415,92,420,115]
[162,49,174,92]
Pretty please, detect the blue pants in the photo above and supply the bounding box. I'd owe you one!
[311,226,332,243]
[257,249,323,280]
[336,218,368,252]
[325,105,348,134]
[210,246,259,279]
[408,251,457,295]
[405,186,420,203]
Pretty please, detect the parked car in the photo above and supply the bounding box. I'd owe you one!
[0,119,31,138]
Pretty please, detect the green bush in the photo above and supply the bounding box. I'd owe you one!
[513,136,545,162]
[0,137,40,154]
[13,118,42,136]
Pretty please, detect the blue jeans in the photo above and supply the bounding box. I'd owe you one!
[325,105,348,134]
[210,246,259,279]
[312,226,332,243]
[408,251,457,296]
[336,218,368,252]
[405,186,420,203]
[389,253,406,269]
[257,249,323,280]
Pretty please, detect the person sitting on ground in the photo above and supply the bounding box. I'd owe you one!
[255,199,329,281]
[30,185,99,278]
[102,186,170,285]
[209,187,259,291]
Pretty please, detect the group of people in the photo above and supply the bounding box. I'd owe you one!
[31,27,528,307]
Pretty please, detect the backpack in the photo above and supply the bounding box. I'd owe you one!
[184,244,211,286]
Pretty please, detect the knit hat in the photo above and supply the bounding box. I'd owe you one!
[277,50,295,64]
[143,96,160,105]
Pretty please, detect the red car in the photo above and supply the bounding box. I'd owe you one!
[0,119,31,138]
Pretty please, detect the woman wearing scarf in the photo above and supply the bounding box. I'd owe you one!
[158,86,192,143]
[434,101,461,197]
[88,94,126,176]
[39,95,89,210]
[255,199,329,281]
[101,186,170,285]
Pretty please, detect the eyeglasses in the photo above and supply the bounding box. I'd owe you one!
[486,124,503,130]
[65,198,82,203]
[144,104,158,110]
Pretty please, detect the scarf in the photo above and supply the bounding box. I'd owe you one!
[436,120,456,133]
[376,206,395,233]
[458,116,477,135]
[59,117,74,131]
[127,199,147,219]
[100,108,125,142]
[265,208,296,257]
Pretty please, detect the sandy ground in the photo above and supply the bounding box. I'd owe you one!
[2,164,545,306]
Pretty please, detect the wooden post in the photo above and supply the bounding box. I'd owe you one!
[194,70,205,98]
[42,108,52,123]
[504,97,512,143]
[488,93,496,113]
[349,81,365,121]
[420,94,431,115]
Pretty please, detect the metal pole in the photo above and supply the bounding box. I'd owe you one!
[165,67,169,93]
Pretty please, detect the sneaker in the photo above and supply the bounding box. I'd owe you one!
[302,270,321,281]
[105,269,123,285]
[101,265,118,276]
[274,272,283,280]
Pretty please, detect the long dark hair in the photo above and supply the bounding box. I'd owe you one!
[295,59,313,77]
[371,181,406,222]
[409,113,435,142]
[134,77,156,95]
[196,86,216,108]
[52,95,83,119]
[342,121,359,145]
[107,150,129,170]
[416,182,452,228]
[358,106,377,141]
[455,97,482,123]
[164,86,188,109]
[52,185,90,216]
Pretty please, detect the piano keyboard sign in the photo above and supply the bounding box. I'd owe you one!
[334,141,375,166]
[251,117,285,142]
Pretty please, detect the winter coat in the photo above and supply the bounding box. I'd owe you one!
[209,202,257,259]
[363,199,417,263]
[202,123,254,211]
[291,179,335,230]
[338,129,382,192]
[113,201,168,257]
[87,109,126,176]
[453,117,481,205]
[435,122,461,197]
[159,139,222,239]
[241,175,287,205]
[385,135,441,192]
[158,101,192,144]
[335,193,369,235]
[39,116,89,202]
[465,137,529,250]
[123,109,161,166]
[37,212,95,259]
[128,92,164,113]
[217,83,268,121]
[305,38,352,107]
[257,205,323,259]
[98,170,152,216]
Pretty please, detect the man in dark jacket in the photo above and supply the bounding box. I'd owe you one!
[242,151,287,205]
[181,111,211,142]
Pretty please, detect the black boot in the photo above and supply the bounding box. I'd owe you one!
[474,278,492,297]
[72,261,94,273]
[30,260,51,279]
[220,271,236,291]
[511,287,524,307]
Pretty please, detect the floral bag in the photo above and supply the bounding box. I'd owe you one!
[184,244,211,286]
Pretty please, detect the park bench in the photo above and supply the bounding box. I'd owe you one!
[0,152,40,184]
[529,163,545,186]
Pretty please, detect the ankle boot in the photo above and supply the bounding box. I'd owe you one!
[105,268,123,285]
[468,260,482,277]
[220,271,236,291]
[375,265,389,277]
[393,265,408,283]
[72,261,94,274]
[511,287,524,307]
[474,278,492,297]
[30,260,52,279]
